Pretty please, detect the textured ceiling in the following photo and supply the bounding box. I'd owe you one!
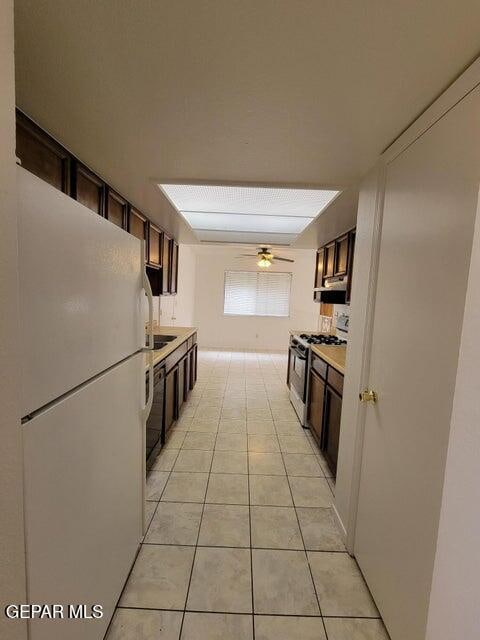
[13,0,480,245]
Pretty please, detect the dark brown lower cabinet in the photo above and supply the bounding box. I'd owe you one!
[307,369,325,445]
[177,357,187,414]
[147,334,197,458]
[307,352,344,477]
[164,366,178,436]
[189,344,198,389]
[184,354,191,399]
[323,386,342,476]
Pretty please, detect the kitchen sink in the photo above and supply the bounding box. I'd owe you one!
[145,334,178,350]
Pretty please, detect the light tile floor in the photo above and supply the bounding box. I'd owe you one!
[106,349,390,640]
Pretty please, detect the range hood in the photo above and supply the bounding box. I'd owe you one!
[313,276,348,304]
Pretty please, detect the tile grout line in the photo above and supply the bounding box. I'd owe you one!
[270,352,332,640]
[269,380,330,633]
[175,354,214,639]
[246,369,256,640]
[177,350,224,638]
[116,604,382,620]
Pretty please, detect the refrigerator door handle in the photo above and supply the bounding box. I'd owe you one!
[142,261,154,352]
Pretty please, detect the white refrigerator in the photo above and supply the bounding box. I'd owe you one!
[17,167,154,640]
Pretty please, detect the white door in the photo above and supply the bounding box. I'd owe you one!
[23,353,144,640]
[17,167,144,416]
[354,88,480,640]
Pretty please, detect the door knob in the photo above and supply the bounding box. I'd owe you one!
[359,388,377,403]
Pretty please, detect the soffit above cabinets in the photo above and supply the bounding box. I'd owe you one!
[158,184,339,245]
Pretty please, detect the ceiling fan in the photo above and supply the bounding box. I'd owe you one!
[237,247,294,268]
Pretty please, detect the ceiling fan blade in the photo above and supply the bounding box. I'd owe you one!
[274,256,295,263]
[237,254,257,257]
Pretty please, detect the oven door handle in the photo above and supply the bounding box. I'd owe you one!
[290,346,307,361]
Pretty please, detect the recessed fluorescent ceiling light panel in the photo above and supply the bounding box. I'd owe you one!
[158,184,339,245]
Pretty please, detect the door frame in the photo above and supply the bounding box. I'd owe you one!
[336,55,480,554]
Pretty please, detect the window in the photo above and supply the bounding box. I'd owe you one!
[223,271,292,317]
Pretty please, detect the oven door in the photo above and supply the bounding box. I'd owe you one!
[289,346,307,401]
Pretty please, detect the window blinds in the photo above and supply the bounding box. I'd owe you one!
[224,271,292,317]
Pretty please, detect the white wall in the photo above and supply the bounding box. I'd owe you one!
[0,2,28,638]
[193,245,319,350]
[425,190,480,639]
[159,244,196,327]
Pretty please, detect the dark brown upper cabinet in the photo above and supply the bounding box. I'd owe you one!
[324,242,336,279]
[15,111,181,291]
[346,229,356,304]
[105,188,128,230]
[16,111,70,194]
[162,234,172,294]
[334,233,349,276]
[170,241,179,294]
[314,247,324,289]
[71,161,105,217]
[148,224,162,268]
[313,226,356,304]
[129,207,148,261]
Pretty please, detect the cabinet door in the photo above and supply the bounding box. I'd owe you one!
[16,112,70,193]
[170,241,179,294]
[106,189,128,229]
[323,386,342,476]
[346,229,356,304]
[324,242,335,279]
[72,162,105,216]
[178,357,186,412]
[189,345,197,390]
[164,367,178,435]
[148,225,161,268]
[334,233,349,276]
[307,369,325,446]
[129,208,148,262]
[314,248,324,289]
[185,352,191,398]
[162,234,172,294]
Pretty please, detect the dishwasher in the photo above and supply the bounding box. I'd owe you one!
[145,364,165,472]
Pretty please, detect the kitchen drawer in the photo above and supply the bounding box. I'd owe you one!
[165,341,188,373]
[327,366,344,395]
[311,354,327,379]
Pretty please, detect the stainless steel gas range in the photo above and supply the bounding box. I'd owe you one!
[288,331,347,426]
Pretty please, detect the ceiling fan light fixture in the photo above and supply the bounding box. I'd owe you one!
[257,257,272,268]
